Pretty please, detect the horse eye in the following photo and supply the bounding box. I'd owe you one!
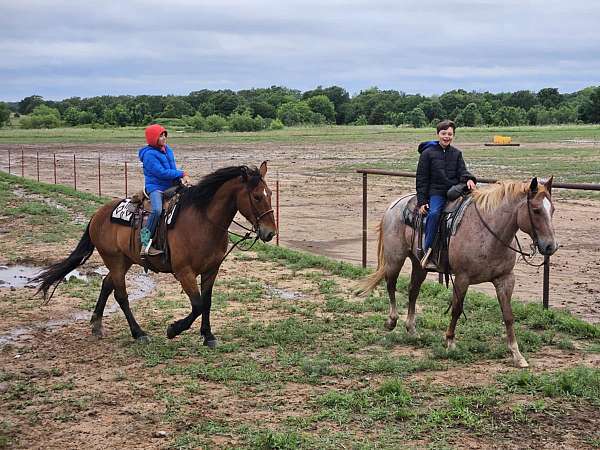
[253,195,262,202]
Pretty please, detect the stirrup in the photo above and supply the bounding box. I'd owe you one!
[141,239,163,256]
[420,248,432,269]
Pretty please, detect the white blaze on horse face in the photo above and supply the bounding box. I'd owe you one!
[543,198,552,218]
[263,188,268,198]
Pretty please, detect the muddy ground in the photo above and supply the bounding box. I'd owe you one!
[1,141,598,323]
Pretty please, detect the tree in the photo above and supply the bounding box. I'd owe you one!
[20,104,61,128]
[405,107,428,128]
[455,103,482,127]
[204,114,227,132]
[276,101,314,126]
[537,88,562,108]
[306,95,336,123]
[578,86,600,123]
[0,102,11,127]
[492,106,527,126]
[162,97,194,118]
[507,90,537,110]
[18,95,45,115]
[303,86,350,124]
[63,107,82,126]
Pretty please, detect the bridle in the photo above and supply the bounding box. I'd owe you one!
[473,191,547,267]
[217,178,275,264]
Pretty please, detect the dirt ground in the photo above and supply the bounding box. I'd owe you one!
[1,141,598,323]
[1,146,600,448]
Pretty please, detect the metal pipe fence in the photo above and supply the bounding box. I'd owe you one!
[357,168,600,310]
[0,150,282,245]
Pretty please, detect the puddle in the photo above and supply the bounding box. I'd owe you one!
[267,286,304,301]
[0,265,41,289]
[0,267,156,347]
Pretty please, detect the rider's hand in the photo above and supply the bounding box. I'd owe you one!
[181,175,192,187]
[419,204,429,215]
[467,179,476,190]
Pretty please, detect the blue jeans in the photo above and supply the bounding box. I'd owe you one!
[423,195,446,251]
[146,189,163,236]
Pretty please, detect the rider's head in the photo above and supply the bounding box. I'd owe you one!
[436,120,455,148]
[145,124,168,149]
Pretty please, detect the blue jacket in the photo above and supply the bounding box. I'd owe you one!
[138,144,184,193]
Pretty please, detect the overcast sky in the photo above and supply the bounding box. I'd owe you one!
[2,0,599,101]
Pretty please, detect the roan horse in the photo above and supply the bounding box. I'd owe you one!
[34,162,277,347]
[361,177,558,367]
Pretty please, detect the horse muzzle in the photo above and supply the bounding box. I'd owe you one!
[258,227,276,242]
[538,239,559,256]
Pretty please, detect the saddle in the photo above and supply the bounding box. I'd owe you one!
[401,194,473,274]
[110,184,184,272]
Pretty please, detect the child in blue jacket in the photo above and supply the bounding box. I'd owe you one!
[138,124,190,255]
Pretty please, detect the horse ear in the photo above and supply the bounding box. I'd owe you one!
[545,176,553,195]
[259,161,268,178]
[240,167,248,182]
[529,177,538,194]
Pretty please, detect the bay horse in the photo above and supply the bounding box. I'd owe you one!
[34,162,277,347]
[361,177,558,368]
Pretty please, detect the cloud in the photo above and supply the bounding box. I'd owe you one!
[2,0,599,100]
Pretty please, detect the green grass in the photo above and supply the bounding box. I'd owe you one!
[2,124,599,145]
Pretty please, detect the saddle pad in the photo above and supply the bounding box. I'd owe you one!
[110,199,137,225]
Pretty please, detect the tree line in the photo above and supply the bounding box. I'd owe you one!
[2,85,600,130]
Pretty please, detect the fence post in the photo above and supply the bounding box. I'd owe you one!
[276,173,280,246]
[362,173,368,268]
[98,156,101,196]
[21,148,24,177]
[53,154,57,184]
[543,255,550,309]
[36,152,40,182]
[125,161,128,198]
[8,149,10,174]
[73,154,77,191]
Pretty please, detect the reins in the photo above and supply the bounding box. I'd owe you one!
[472,195,545,267]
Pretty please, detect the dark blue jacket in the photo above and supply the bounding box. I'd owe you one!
[138,144,184,193]
[415,141,476,206]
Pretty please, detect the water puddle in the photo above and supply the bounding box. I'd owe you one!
[0,265,40,289]
[0,266,156,347]
[267,286,304,301]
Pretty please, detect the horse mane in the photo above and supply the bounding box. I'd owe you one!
[179,165,262,210]
[471,180,529,212]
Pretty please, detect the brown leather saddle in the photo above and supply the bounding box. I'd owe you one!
[402,194,473,274]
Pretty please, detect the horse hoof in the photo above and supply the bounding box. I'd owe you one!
[203,338,218,349]
[135,335,151,344]
[446,340,456,351]
[514,358,529,369]
[91,326,105,339]
[384,319,397,331]
[166,325,177,339]
[405,325,416,336]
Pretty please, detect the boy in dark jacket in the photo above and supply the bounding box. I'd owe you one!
[138,124,190,256]
[416,120,476,268]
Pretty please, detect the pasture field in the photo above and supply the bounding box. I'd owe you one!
[1,123,600,145]
[1,172,600,448]
[0,124,599,323]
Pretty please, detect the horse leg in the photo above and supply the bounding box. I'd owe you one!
[199,271,218,348]
[383,258,403,331]
[166,269,203,340]
[493,273,528,368]
[112,264,149,342]
[90,275,114,338]
[445,276,469,350]
[405,261,427,335]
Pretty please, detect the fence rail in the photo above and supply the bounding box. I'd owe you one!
[0,150,281,246]
[357,168,600,310]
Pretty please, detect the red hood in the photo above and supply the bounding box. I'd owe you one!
[145,124,167,149]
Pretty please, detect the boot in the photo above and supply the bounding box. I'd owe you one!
[140,227,163,256]
[420,247,432,269]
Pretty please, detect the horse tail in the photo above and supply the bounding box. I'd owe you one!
[33,222,95,303]
[358,218,387,296]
